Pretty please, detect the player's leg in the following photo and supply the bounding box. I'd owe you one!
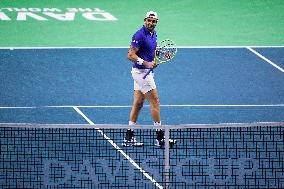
[144,88,160,123]
[145,89,176,148]
[123,90,144,147]
[129,90,145,123]
[144,89,163,144]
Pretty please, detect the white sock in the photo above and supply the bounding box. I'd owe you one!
[129,121,136,125]
[154,121,161,129]
[154,121,161,126]
[128,121,136,132]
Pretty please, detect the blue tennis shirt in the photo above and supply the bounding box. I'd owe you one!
[131,25,157,69]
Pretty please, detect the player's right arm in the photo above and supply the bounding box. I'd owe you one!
[127,46,155,68]
[127,45,140,62]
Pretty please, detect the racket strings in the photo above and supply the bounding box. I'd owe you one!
[154,39,177,63]
[156,45,177,61]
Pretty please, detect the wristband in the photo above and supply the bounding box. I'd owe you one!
[137,57,144,65]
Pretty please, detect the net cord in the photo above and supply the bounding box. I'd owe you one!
[1,122,283,129]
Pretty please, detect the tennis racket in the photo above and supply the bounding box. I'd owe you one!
[143,39,177,79]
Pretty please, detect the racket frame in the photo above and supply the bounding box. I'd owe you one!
[143,39,177,79]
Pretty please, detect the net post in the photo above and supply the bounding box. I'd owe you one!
[164,127,170,189]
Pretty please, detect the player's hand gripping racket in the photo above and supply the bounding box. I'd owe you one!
[143,39,177,79]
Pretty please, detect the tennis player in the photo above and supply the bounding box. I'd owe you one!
[122,11,176,147]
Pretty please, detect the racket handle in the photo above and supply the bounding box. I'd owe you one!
[143,69,153,79]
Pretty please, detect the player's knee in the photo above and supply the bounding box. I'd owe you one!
[152,96,160,107]
[134,101,144,110]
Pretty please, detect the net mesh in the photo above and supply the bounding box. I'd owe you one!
[169,126,284,188]
[0,123,284,189]
[0,127,163,189]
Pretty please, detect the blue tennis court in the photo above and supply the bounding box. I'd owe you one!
[0,47,283,123]
[0,47,284,188]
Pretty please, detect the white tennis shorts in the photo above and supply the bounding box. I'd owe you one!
[131,68,156,94]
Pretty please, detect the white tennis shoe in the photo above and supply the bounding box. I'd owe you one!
[122,137,144,147]
[155,138,177,148]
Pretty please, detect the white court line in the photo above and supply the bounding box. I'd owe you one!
[0,106,37,109]
[72,106,163,189]
[63,104,284,108]
[42,104,284,108]
[0,46,284,49]
[0,104,284,109]
[247,47,284,73]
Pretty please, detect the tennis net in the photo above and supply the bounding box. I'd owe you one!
[1,122,284,189]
